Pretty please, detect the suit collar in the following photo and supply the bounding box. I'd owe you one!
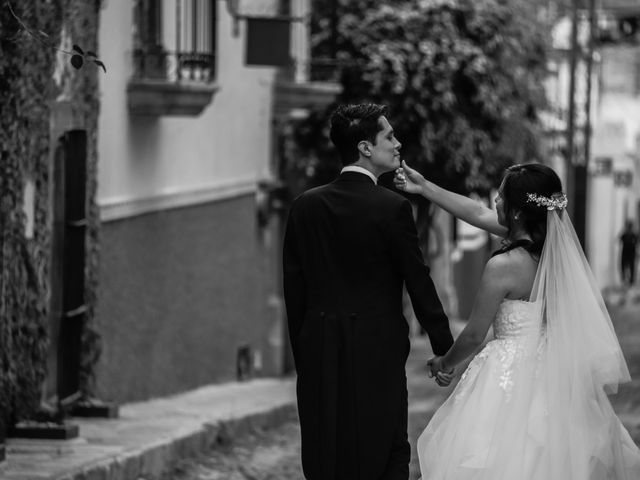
[339,166,377,185]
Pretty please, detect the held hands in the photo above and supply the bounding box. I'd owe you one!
[427,356,455,387]
[393,160,427,195]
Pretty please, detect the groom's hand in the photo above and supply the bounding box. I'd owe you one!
[426,356,443,378]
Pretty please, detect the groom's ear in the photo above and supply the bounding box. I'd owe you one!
[357,140,371,157]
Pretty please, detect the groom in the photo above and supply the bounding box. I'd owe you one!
[283,103,454,480]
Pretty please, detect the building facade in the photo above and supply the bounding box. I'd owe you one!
[93,0,338,402]
[588,42,640,287]
[544,3,640,289]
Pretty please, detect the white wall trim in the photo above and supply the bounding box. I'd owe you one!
[99,177,257,222]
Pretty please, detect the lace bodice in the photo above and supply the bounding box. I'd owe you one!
[455,299,545,403]
[493,299,543,340]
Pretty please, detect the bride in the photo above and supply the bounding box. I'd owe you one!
[394,161,640,479]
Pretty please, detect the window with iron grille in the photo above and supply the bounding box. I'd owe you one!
[132,0,217,83]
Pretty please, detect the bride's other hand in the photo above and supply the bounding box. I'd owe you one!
[436,370,455,387]
[394,160,426,195]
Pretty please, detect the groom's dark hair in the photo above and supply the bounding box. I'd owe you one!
[329,103,387,166]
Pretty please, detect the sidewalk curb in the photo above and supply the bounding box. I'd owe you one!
[1,376,298,480]
[49,403,297,480]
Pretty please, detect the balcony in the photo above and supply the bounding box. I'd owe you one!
[127,0,218,116]
[128,48,219,116]
[273,58,344,117]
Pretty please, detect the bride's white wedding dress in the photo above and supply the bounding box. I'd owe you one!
[418,298,640,479]
[417,206,640,479]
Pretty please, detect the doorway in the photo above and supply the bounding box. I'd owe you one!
[48,130,88,404]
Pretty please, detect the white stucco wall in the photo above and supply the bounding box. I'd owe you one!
[97,0,279,220]
[597,97,640,152]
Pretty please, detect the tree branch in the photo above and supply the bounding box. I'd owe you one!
[4,1,106,72]
[5,1,73,55]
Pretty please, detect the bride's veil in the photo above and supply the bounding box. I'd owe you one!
[531,207,632,478]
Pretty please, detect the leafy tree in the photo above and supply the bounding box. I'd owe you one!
[310,0,406,60]
[299,0,550,196]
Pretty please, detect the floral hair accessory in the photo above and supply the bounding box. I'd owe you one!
[526,192,568,211]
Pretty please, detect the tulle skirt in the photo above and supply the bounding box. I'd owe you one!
[417,335,640,480]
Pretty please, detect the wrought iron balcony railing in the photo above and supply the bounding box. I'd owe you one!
[132,47,216,83]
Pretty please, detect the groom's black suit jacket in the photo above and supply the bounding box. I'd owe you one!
[283,171,453,480]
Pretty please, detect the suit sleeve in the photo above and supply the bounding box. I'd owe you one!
[389,200,454,355]
[282,202,306,363]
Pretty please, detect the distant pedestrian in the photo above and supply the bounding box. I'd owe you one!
[620,220,639,286]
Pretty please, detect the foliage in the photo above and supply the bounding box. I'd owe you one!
[69,44,106,72]
[0,0,64,431]
[4,1,106,73]
[297,0,550,196]
[279,110,340,199]
[0,0,103,432]
[310,0,406,60]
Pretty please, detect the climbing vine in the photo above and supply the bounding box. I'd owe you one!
[0,0,64,429]
[5,1,106,73]
[0,0,103,431]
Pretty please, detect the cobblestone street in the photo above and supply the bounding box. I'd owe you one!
[170,289,640,480]
[166,336,453,479]
[169,408,303,480]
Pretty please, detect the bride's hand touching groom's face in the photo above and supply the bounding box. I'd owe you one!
[393,160,426,195]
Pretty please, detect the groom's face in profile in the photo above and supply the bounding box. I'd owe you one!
[365,116,402,176]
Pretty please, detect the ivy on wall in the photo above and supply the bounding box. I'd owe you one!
[0,1,65,429]
[0,0,103,430]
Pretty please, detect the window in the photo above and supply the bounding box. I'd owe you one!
[175,0,216,82]
[132,0,217,83]
[129,0,219,116]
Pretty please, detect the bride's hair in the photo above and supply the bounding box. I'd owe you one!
[495,163,563,257]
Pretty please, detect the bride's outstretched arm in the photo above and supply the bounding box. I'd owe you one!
[394,161,507,238]
[439,254,513,372]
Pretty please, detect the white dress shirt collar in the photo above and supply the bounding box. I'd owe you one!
[340,165,378,184]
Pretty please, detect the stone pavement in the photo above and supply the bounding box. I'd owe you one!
[603,284,640,442]
[0,379,296,480]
